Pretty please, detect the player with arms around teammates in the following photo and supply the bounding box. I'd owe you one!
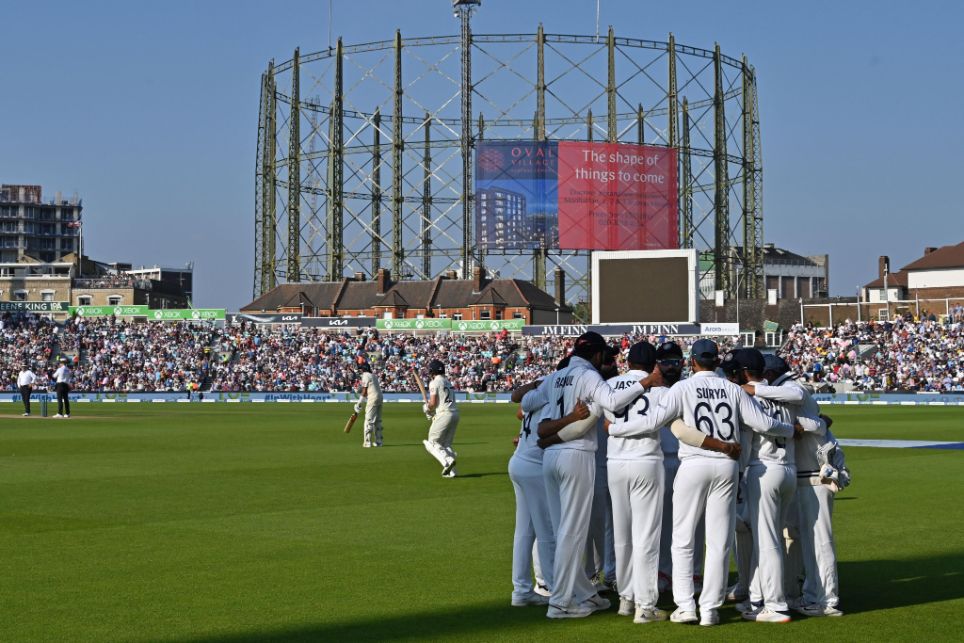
[750,354,848,617]
[532,332,648,619]
[507,356,594,608]
[627,338,795,627]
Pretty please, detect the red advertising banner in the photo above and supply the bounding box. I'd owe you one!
[557,142,678,251]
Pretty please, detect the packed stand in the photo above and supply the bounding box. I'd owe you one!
[8,314,961,393]
[783,317,964,392]
[55,317,218,391]
[0,313,59,389]
[208,326,741,393]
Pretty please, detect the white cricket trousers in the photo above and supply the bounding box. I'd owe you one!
[543,448,597,609]
[427,411,458,453]
[796,482,839,608]
[746,464,796,612]
[508,455,556,597]
[363,403,383,446]
[608,459,664,608]
[671,458,738,613]
[660,457,704,588]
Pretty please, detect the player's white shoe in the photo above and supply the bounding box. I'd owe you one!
[442,468,457,478]
[744,607,791,623]
[53,414,63,418]
[583,593,610,613]
[797,603,843,617]
[670,608,698,624]
[634,606,668,624]
[547,603,592,619]
[363,442,372,448]
[617,598,634,616]
[511,591,550,607]
[699,608,719,626]
[534,582,551,597]
[22,413,30,416]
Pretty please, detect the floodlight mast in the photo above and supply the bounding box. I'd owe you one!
[454,0,480,277]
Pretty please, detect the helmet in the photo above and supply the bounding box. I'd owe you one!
[721,348,765,375]
[428,359,445,375]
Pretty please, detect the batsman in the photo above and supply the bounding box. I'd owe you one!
[420,359,460,478]
[354,362,383,447]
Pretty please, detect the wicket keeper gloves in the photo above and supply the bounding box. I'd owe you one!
[354,402,363,413]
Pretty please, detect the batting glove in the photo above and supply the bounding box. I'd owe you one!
[353,402,362,413]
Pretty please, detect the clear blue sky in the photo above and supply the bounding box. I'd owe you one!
[2,0,961,308]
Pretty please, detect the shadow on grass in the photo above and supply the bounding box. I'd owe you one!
[185,600,542,642]
[456,472,507,479]
[838,550,964,614]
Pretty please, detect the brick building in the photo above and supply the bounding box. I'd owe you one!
[863,243,964,302]
[241,267,574,324]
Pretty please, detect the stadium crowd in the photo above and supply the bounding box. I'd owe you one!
[784,317,964,392]
[2,312,962,393]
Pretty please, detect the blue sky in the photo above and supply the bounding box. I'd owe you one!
[1,0,961,308]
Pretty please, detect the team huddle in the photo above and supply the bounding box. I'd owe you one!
[506,332,850,625]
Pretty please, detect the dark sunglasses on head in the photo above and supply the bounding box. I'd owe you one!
[658,359,682,367]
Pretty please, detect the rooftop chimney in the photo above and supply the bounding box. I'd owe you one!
[445,269,457,279]
[878,256,890,279]
[354,271,366,281]
[924,247,938,255]
[376,268,391,294]
[554,267,566,306]
[472,265,486,293]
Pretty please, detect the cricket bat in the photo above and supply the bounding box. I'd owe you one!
[344,411,359,433]
[412,367,429,403]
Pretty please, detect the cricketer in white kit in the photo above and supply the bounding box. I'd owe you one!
[355,363,383,447]
[723,348,812,623]
[626,339,795,627]
[652,342,705,595]
[753,354,846,617]
[602,341,668,624]
[506,362,594,608]
[535,332,645,619]
[423,359,459,477]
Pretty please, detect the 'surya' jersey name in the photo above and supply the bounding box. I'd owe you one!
[695,387,728,400]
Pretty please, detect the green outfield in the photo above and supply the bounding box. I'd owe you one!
[1,402,962,642]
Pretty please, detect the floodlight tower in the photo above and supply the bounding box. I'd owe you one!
[454,0,480,276]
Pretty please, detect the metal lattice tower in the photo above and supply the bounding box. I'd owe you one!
[253,6,764,310]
